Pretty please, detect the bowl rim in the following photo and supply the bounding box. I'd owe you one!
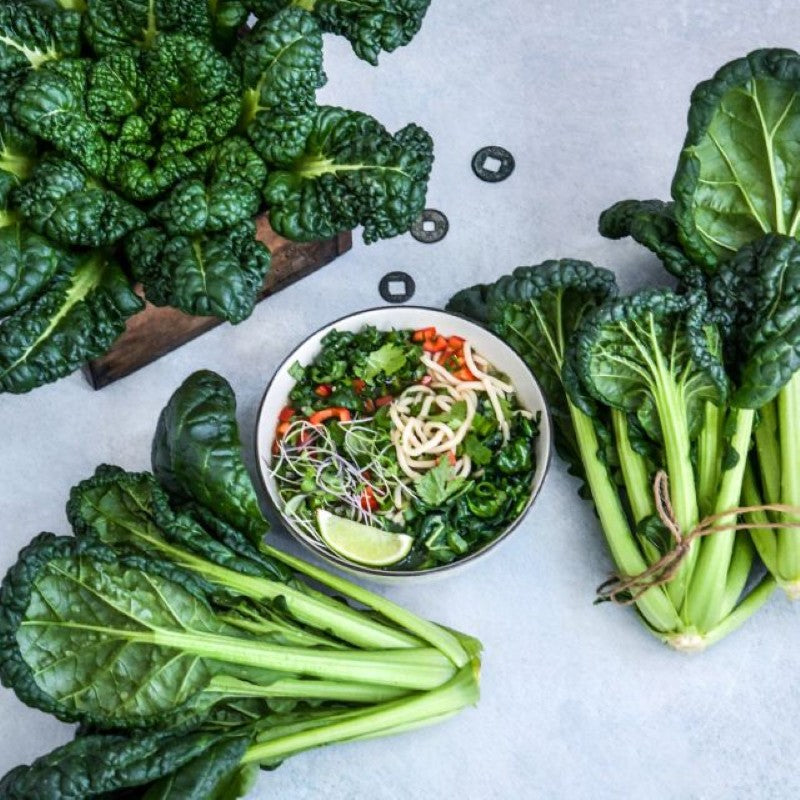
[253,304,554,579]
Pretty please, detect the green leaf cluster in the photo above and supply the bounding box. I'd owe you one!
[597,48,800,601]
[0,370,480,797]
[0,0,434,394]
[450,49,800,647]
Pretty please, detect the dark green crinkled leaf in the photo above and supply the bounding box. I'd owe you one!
[672,48,800,270]
[85,48,148,135]
[0,730,245,800]
[151,138,268,237]
[126,221,271,323]
[14,155,147,247]
[14,36,241,202]
[709,233,800,407]
[0,252,143,394]
[0,534,234,728]
[152,370,270,543]
[68,464,285,582]
[237,8,325,166]
[83,0,213,54]
[14,58,111,177]
[265,105,433,243]
[0,222,70,315]
[0,2,82,79]
[249,0,432,66]
[141,738,250,800]
[574,288,728,441]
[598,198,696,279]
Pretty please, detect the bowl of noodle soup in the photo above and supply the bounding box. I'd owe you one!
[255,307,552,580]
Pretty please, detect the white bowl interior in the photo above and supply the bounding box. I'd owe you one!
[255,307,552,580]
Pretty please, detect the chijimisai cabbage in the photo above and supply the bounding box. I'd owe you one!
[600,49,800,599]
[0,0,434,394]
[449,262,776,650]
[0,371,480,797]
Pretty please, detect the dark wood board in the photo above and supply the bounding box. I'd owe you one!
[83,220,352,389]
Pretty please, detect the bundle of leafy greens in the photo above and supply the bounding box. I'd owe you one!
[446,49,800,647]
[599,48,800,600]
[449,264,775,649]
[0,0,434,395]
[0,370,480,797]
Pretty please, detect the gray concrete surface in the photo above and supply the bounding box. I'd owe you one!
[1,2,799,798]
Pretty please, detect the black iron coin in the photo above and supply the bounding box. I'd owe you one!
[410,209,449,244]
[472,146,515,182]
[379,272,416,304]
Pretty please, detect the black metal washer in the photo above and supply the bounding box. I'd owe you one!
[379,272,416,304]
[410,209,449,244]
[472,146,515,182]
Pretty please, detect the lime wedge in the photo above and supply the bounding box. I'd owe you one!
[316,510,413,567]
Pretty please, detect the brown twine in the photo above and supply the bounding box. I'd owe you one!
[597,470,800,605]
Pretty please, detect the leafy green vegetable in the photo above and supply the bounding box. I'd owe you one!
[151,138,268,237]
[709,234,800,409]
[672,49,800,270]
[0,369,480,795]
[0,728,249,800]
[0,0,432,390]
[463,433,492,466]
[356,342,407,382]
[0,223,68,315]
[249,0,432,66]
[602,49,800,603]
[14,154,147,247]
[414,460,467,507]
[264,105,434,243]
[450,260,618,484]
[0,251,143,394]
[237,8,326,166]
[152,370,270,543]
[598,198,695,279]
[83,0,214,53]
[140,737,253,800]
[13,58,110,178]
[0,0,434,393]
[0,533,457,727]
[126,221,271,323]
[0,2,81,79]
[708,235,800,593]
[450,259,778,648]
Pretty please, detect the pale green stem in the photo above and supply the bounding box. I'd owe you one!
[147,628,456,690]
[129,535,421,651]
[778,373,800,578]
[262,543,470,668]
[755,400,781,505]
[610,409,658,563]
[700,576,776,649]
[570,405,681,633]
[242,664,479,766]
[684,408,755,632]
[743,461,779,577]
[654,380,700,612]
[718,535,754,620]
[218,613,345,650]
[696,401,723,517]
[206,675,409,705]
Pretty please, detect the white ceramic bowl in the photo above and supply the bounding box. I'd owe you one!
[255,306,553,581]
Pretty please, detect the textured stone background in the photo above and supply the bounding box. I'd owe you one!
[1,2,798,798]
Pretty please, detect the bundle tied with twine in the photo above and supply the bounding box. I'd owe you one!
[597,471,800,605]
